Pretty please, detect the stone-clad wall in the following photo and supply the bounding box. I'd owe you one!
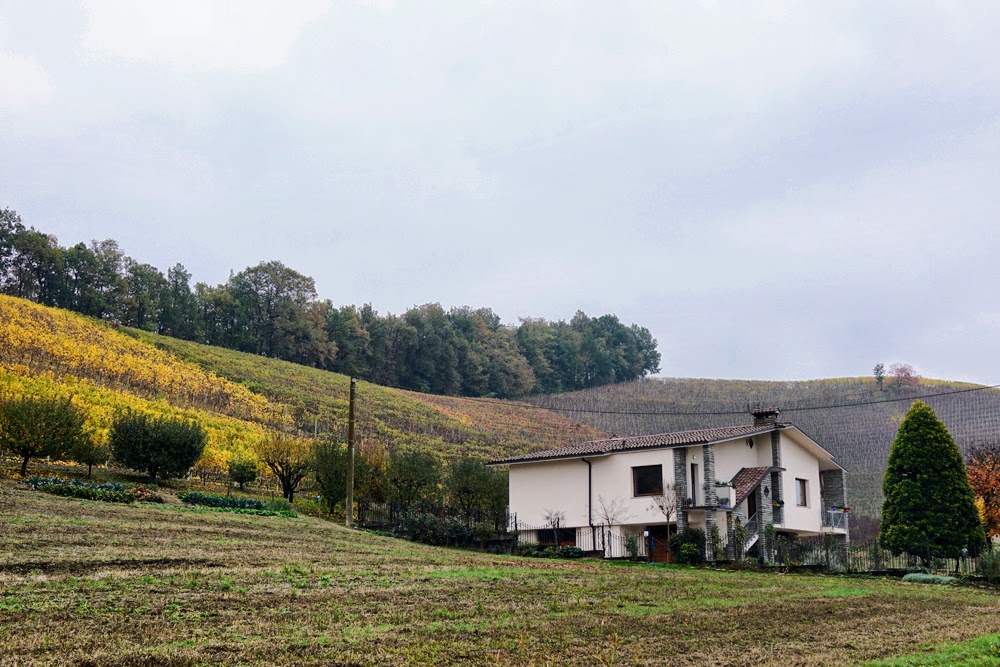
[673,448,688,531]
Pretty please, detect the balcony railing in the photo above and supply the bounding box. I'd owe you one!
[824,510,848,530]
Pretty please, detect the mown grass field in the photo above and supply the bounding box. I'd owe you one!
[3,479,1000,667]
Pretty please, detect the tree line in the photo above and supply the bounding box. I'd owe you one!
[0,208,660,398]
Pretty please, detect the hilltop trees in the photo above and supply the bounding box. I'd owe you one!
[873,363,885,390]
[0,208,662,399]
[0,396,89,476]
[109,411,207,484]
[880,401,985,562]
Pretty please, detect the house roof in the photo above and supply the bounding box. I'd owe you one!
[730,466,780,505]
[489,423,792,465]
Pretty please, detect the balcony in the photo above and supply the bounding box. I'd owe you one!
[822,509,849,531]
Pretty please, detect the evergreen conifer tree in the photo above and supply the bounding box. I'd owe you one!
[880,401,985,563]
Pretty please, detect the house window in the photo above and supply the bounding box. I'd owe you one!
[796,478,808,507]
[633,465,663,497]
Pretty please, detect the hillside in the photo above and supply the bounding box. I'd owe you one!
[0,295,601,472]
[0,294,278,466]
[125,328,604,461]
[529,376,1000,516]
[4,479,1000,666]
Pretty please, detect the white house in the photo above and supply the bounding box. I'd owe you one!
[489,408,848,561]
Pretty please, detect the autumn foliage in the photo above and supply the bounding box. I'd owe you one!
[967,444,1000,537]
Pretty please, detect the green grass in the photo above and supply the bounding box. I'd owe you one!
[3,479,1000,666]
[863,632,1000,666]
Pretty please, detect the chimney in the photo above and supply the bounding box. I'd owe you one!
[751,407,780,426]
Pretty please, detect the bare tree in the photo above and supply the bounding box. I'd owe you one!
[650,483,679,524]
[595,494,633,527]
[595,495,635,555]
[541,508,566,545]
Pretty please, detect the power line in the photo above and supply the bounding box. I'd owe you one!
[464,382,1000,418]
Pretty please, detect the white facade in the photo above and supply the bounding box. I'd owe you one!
[500,421,847,554]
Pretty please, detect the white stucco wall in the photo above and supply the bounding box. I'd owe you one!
[590,449,676,527]
[779,432,823,533]
[507,428,839,537]
[508,459,590,528]
[508,449,676,529]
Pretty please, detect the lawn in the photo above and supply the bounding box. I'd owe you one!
[2,479,999,666]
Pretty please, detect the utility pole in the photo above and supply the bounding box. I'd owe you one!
[346,377,356,527]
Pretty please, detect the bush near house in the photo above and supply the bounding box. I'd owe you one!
[669,527,707,565]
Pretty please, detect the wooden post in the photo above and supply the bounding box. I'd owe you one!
[346,377,357,527]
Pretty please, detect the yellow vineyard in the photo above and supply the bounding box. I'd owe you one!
[0,295,282,469]
[0,294,280,424]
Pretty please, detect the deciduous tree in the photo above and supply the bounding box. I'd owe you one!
[228,455,259,491]
[873,363,886,391]
[109,411,207,484]
[967,443,1000,538]
[888,363,919,389]
[388,449,441,506]
[71,436,110,480]
[254,432,314,503]
[0,396,88,476]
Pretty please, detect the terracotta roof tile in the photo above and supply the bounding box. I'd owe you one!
[730,467,774,505]
[489,423,790,465]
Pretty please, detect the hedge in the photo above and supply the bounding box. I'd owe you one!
[178,491,265,510]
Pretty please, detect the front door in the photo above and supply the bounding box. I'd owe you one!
[649,525,674,563]
[747,489,757,519]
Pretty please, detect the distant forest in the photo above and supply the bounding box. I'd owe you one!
[0,208,660,398]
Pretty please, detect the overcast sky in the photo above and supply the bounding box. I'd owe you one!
[2,1,999,384]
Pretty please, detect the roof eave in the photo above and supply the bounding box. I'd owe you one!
[489,423,789,466]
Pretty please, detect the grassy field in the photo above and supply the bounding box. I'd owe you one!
[3,479,1000,666]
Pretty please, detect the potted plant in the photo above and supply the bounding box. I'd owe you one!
[682,497,694,508]
[718,498,731,508]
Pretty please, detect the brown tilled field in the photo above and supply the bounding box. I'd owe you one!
[2,479,999,667]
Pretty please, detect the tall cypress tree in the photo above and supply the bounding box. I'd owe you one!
[880,400,985,562]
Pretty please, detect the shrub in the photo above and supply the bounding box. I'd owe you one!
[678,543,702,565]
[179,491,265,510]
[129,486,165,503]
[558,546,585,559]
[902,573,957,585]
[109,411,207,484]
[979,552,1000,584]
[31,480,135,504]
[25,476,126,492]
[183,505,297,518]
[514,544,586,559]
[265,498,294,512]
[624,534,640,559]
[403,510,444,546]
[669,527,706,564]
